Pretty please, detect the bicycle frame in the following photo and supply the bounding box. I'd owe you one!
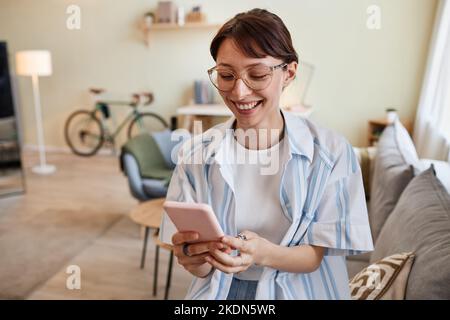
[94,101,140,140]
[65,89,162,156]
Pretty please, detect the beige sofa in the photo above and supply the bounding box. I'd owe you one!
[346,121,450,299]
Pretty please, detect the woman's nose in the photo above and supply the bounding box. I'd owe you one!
[230,78,253,98]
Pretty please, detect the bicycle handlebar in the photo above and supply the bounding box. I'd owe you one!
[130,92,153,106]
[90,88,154,107]
[140,92,154,105]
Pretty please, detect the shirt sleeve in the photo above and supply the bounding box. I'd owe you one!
[300,139,374,256]
[159,159,197,245]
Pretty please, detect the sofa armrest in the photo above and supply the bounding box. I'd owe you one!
[353,146,377,200]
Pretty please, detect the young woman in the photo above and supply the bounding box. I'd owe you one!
[159,8,373,300]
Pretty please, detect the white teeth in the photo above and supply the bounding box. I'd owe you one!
[235,101,261,110]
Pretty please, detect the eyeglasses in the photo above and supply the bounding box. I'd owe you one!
[207,62,288,92]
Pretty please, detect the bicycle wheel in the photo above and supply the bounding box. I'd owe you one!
[64,110,104,156]
[127,112,169,139]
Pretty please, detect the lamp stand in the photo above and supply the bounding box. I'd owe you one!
[31,74,56,175]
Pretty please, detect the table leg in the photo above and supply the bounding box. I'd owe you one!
[140,227,149,269]
[153,244,159,296]
[164,250,174,300]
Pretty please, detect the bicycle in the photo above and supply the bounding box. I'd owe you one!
[64,88,168,156]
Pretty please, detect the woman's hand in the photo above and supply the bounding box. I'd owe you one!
[204,230,272,274]
[171,231,231,278]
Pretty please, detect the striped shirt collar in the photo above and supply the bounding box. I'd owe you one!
[206,109,314,165]
[282,110,314,162]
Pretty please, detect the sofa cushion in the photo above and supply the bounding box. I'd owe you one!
[369,124,415,242]
[371,167,450,299]
[420,159,450,193]
[393,118,421,173]
[349,252,415,300]
[120,133,173,181]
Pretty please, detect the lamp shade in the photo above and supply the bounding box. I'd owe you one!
[15,50,52,76]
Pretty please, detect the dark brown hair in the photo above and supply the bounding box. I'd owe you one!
[210,8,298,64]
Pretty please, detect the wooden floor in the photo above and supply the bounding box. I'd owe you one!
[0,151,193,299]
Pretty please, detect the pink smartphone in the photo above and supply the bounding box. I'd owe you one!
[163,201,224,243]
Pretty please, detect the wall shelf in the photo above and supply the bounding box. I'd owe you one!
[144,22,222,46]
[149,22,222,30]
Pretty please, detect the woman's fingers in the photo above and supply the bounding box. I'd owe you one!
[174,241,225,265]
[209,249,254,269]
[205,255,244,274]
[221,235,249,252]
[178,252,210,265]
[172,231,198,245]
[185,241,223,256]
[223,247,233,254]
[209,249,243,267]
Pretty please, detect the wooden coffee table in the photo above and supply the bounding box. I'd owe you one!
[129,197,174,299]
[130,197,166,230]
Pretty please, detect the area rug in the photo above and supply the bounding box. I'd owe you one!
[27,216,192,300]
[0,208,122,299]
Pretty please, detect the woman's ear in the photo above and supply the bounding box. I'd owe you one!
[283,61,298,88]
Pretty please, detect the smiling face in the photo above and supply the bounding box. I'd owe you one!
[215,38,297,131]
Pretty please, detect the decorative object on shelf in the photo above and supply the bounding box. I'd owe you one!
[156,1,176,24]
[186,5,207,23]
[386,108,398,124]
[194,80,215,104]
[141,3,219,46]
[15,50,56,175]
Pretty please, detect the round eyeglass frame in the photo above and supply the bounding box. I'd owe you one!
[207,62,288,92]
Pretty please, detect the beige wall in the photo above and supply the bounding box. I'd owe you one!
[0,0,437,148]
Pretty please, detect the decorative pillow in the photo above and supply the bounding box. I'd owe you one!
[369,124,415,242]
[371,167,450,299]
[420,159,450,193]
[393,118,422,173]
[349,252,415,300]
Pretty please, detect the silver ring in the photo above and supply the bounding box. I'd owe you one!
[182,243,191,257]
[236,233,247,241]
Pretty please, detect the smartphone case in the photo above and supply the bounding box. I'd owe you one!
[163,201,224,242]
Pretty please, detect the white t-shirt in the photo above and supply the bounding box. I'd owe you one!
[225,132,291,281]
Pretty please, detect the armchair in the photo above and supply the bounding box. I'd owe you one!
[120,129,189,299]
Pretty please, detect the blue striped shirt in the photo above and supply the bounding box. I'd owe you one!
[160,110,374,299]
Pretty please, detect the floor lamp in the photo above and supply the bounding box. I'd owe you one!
[15,50,56,175]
